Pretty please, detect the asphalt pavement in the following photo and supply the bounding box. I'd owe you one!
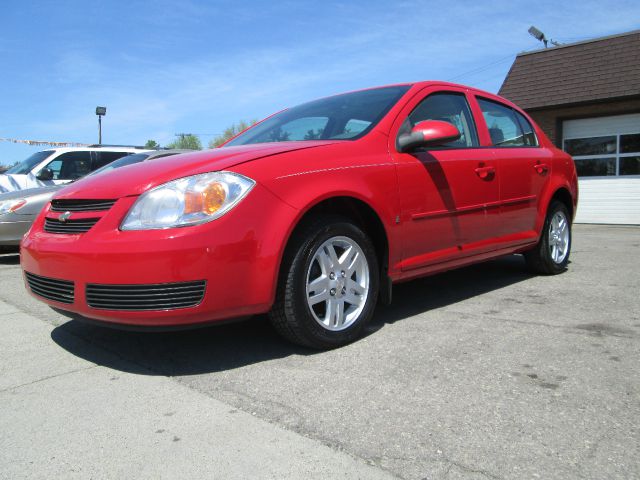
[0,225,638,479]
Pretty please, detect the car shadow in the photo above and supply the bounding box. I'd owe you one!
[369,254,534,327]
[51,254,535,376]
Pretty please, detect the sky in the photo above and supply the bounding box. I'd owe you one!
[1,0,639,166]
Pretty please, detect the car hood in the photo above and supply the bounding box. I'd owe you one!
[55,141,338,200]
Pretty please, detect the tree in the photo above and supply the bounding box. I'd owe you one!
[0,161,17,174]
[144,139,159,149]
[304,128,324,140]
[268,127,290,143]
[166,134,202,150]
[209,120,258,148]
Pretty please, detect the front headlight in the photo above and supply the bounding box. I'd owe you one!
[120,171,255,230]
[0,198,27,215]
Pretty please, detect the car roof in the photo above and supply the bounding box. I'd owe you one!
[289,81,517,112]
[404,81,525,110]
[44,147,152,153]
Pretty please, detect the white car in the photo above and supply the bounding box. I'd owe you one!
[0,145,151,193]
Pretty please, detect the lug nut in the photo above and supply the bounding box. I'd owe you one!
[341,271,345,277]
[329,272,335,280]
[330,288,336,296]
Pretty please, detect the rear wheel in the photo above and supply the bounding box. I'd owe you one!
[524,200,571,274]
[269,215,379,349]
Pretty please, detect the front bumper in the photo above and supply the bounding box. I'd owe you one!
[21,184,297,327]
[0,214,34,246]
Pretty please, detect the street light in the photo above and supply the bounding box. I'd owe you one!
[528,26,561,48]
[96,106,106,144]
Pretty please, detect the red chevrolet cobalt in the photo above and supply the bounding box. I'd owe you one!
[21,82,577,349]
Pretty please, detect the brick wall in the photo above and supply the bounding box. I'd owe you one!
[527,97,640,146]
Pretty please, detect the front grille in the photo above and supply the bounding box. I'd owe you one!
[25,272,74,304]
[44,217,99,234]
[51,199,116,212]
[86,280,206,311]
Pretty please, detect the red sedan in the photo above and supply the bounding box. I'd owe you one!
[21,82,577,349]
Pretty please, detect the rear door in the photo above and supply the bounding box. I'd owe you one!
[474,97,551,242]
[391,87,500,271]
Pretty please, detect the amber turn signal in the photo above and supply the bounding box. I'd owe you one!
[203,182,226,214]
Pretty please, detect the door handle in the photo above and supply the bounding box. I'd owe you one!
[474,166,495,180]
[534,162,549,175]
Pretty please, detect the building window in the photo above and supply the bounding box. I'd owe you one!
[564,133,640,177]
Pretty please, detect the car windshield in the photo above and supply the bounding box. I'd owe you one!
[89,153,149,176]
[225,85,411,146]
[5,151,55,174]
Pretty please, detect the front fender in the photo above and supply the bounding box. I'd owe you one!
[235,163,401,278]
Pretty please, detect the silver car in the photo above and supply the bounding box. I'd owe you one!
[0,149,193,249]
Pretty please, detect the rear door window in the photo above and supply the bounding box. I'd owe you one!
[513,110,538,146]
[477,98,537,147]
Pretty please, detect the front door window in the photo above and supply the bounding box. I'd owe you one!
[44,151,92,180]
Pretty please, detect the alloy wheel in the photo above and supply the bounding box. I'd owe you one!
[305,236,370,331]
[549,211,570,264]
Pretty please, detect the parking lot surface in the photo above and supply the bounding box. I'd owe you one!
[1,225,638,479]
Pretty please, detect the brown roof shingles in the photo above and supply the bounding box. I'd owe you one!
[498,30,640,109]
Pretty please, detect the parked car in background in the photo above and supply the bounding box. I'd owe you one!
[21,81,577,349]
[0,145,151,193]
[0,150,192,249]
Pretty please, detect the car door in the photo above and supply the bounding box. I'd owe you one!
[41,151,93,184]
[474,97,551,242]
[390,87,500,271]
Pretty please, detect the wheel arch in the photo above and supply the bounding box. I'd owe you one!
[277,195,393,305]
[548,187,575,222]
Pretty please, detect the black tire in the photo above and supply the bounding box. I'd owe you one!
[524,200,572,275]
[269,215,379,349]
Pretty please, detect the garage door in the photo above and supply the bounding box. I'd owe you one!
[563,113,640,224]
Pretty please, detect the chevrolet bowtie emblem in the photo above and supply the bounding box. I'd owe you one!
[58,211,72,222]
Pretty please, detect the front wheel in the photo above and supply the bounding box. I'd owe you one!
[269,216,379,349]
[524,200,572,274]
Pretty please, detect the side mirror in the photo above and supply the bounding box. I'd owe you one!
[397,120,461,152]
[36,168,54,181]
